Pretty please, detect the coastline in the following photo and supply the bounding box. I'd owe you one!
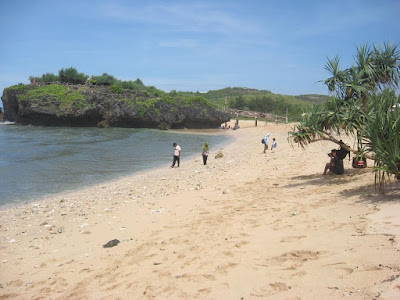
[1,120,399,299]
[0,126,233,209]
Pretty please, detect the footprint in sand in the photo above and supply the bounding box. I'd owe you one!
[271,250,325,268]
[196,287,212,297]
[280,235,307,243]
[222,251,234,257]
[216,262,238,274]
[202,274,216,281]
[250,282,290,297]
[270,282,290,292]
[291,271,307,278]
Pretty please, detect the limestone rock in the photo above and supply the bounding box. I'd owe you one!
[1,83,230,129]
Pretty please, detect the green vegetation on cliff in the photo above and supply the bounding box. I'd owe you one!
[18,84,86,110]
[26,67,328,121]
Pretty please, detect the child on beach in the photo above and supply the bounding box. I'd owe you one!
[271,138,277,152]
[202,142,209,165]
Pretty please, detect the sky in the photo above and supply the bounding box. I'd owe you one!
[0,0,399,104]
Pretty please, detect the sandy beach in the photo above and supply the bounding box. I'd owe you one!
[1,120,399,299]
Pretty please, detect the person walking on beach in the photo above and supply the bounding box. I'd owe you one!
[271,138,277,152]
[171,143,181,168]
[262,133,269,153]
[202,142,209,165]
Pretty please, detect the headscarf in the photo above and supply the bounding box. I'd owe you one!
[203,142,209,152]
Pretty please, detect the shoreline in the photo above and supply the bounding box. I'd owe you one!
[0,126,233,211]
[1,120,399,299]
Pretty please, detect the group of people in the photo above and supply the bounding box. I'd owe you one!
[170,142,210,168]
[172,132,279,169]
[262,133,277,153]
[172,134,358,177]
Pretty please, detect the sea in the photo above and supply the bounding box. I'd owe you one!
[0,124,231,207]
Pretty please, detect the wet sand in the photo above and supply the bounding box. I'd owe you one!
[1,120,399,299]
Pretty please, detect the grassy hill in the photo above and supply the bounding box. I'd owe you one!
[179,87,329,121]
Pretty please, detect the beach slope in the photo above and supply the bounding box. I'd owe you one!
[1,121,399,299]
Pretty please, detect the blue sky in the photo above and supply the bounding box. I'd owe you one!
[1,0,399,103]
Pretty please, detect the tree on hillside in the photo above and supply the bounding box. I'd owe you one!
[230,95,245,109]
[289,43,400,188]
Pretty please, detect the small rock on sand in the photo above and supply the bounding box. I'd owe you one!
[103,239,120,248]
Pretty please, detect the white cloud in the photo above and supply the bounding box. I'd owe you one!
[97,1,259,35]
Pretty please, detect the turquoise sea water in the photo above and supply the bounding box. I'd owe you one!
[0,125,231,207]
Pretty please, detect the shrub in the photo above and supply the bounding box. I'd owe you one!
[184,96,212,108]
[38,73,59,83]
[118,78,148,90]
[92,73,117,86]
[58,67,87,84]
[110,84,123,94]
[146,85,164,96]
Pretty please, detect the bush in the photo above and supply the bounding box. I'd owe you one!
[184,96,212,108]
[110,84,123,94]
[146,85,164,96]
[120,79,146,90]
[58,67,87,84]
[38,73,59,83]
[92,73,117,86]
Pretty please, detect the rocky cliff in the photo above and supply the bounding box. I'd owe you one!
[1,84,230,129]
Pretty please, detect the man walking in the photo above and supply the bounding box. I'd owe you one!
[171,143,181,167]
[263,133,269,153]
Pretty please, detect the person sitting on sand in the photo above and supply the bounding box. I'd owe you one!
[323,149,344,175]
[202,142,209,165]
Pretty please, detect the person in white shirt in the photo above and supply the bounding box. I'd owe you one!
[263,133,269,153]
[171,143,181,167]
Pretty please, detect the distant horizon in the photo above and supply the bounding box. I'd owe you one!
[1,0,399,103]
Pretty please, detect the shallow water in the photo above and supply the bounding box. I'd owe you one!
[0,125,231,206]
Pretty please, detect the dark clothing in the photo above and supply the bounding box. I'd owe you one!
[330,157,344,175]
[336,147,350,160]
[172,155,180,167]
[202,155,208,165]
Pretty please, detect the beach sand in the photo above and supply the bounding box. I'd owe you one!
[1,120,399,299]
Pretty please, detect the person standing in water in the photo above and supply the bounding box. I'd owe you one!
[202,142,209,165]
[171,143,181,168]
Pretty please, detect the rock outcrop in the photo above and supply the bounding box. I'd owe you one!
[1,84,230,129]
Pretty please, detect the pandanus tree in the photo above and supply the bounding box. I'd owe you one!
[289,43,400,188]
